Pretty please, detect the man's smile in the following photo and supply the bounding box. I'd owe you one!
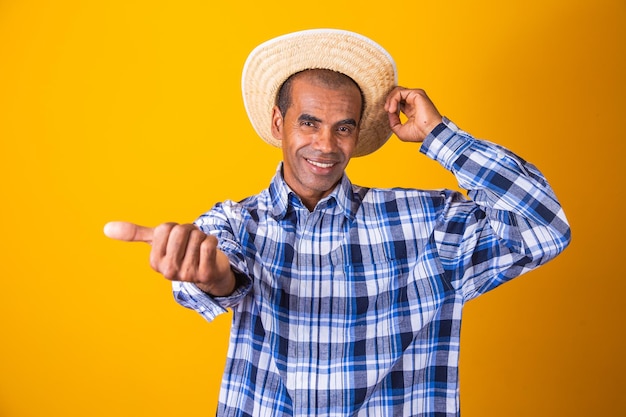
[305,158,337,169]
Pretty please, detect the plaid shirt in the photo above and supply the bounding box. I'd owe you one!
[173,118,571,416]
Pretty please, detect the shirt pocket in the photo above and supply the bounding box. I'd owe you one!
[337,241,447,336]
[338,237,407,319]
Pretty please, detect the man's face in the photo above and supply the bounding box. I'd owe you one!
[271,74,361,210]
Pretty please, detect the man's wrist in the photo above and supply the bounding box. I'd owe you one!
[196,271,237,298]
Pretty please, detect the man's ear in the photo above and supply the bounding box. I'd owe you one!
[270,106,283,141]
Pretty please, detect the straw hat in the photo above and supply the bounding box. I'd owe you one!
[242,29,398,157]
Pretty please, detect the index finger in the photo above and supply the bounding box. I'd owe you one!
[103,221,154,243]
[384,86,406,114]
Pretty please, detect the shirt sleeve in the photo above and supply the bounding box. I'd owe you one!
[421,118,571,300]
[172,201,253,322]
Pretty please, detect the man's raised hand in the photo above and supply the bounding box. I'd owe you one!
[104,221,236,296]
[385,87,443,143]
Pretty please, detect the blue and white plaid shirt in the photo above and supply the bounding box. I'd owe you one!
[173,118,571,416]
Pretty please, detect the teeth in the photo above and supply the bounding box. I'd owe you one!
[307,159,335,168]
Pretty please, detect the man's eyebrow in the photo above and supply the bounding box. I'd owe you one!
[336,118,357,127]
[297,114,357,127]
[298,114,322,123]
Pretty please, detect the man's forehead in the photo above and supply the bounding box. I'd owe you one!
[289,83,362,118]
[290,75,362,104]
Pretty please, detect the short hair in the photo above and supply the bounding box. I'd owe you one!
[275,69,365,121]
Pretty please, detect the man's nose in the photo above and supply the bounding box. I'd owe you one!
[312,129,335,153]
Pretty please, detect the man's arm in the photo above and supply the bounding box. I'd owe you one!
[385,86,571,296]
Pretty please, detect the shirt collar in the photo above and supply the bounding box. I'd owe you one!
[268,162,359,221]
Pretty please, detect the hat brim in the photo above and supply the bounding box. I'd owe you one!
[242,29,397,157]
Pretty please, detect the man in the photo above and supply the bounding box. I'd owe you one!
[105,29,571,416]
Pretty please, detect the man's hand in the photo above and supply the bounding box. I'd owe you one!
[385,87,443,143]
[104,221,236,297]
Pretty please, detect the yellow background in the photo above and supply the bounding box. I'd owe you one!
[1,0,624,416]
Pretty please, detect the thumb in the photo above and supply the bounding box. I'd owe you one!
[103,221,154,243]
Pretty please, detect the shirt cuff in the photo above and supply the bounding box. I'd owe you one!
[173,281,228,321]
[420,117,474,171]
